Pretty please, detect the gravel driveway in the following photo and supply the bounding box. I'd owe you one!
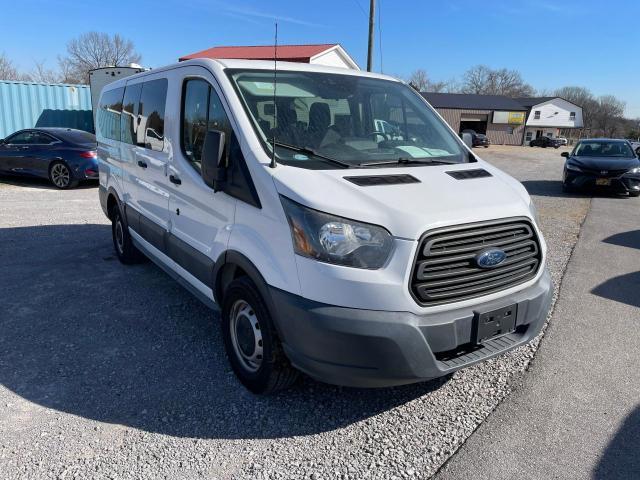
[0,146,590,480]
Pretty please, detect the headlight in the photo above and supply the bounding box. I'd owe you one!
[627,167,640,174]
[280,196,393,269]
[566,162,582,172]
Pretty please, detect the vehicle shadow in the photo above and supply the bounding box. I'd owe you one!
[602,230,640,250]
[591,271,640,308]
[0,175,97,190]
[0,223,447,440]
[520,180,631,199]
[593,404,640,479]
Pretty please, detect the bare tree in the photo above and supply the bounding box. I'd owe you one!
[594,95,626,137]
[59,32,142,83]
[407,69,458,93]
[407,69,430,92]
[28,60,60,83]
[461,65,534,97]
[0,53,26,81]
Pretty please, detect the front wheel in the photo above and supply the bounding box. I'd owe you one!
[636,147,640,157]
[49,161,78,189]
[222,277,299,394]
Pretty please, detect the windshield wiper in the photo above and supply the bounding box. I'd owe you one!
[269,140,353,169]
[358,157,457,167]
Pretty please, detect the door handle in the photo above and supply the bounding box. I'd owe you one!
[137,160,148,168]
[169,175,182,185]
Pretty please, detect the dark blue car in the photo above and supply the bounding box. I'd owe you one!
[0,128,98,189]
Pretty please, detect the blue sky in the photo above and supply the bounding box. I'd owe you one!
[3,0,639,117]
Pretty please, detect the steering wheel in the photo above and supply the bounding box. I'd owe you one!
[367,131,390,141]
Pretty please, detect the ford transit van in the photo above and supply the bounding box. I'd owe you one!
[97,59,552,394]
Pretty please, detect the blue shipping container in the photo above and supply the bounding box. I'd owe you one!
[0,80,93,139]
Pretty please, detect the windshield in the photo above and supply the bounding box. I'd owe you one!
[574,141,634,158]
[227,69,467,168]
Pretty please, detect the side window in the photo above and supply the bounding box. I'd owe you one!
[181,79,231,174]
[34,133,55,144]
[139,79,168,151]
[182,79,210,173]
[97,87,124,141]
[6,132,33,144]
[121,83,142,145]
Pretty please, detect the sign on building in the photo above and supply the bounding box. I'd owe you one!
[492,111,526,125]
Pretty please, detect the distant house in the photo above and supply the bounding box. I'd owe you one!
[421,92,584,146]
[179,44,359,70]
[421,93,528,146]
[516,97,584,144]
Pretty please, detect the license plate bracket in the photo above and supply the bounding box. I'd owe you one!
[473,304,517,344]
[596,178,612,186]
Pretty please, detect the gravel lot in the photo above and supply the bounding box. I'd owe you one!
[0,146,590,480]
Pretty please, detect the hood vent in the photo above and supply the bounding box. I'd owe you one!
[446,169,492,180]
[344,174,421,186]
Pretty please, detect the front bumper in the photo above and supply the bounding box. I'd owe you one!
[564,171,640,193]
[271,268,553,388]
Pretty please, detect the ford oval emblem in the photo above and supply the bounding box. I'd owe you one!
[475,248,507,269]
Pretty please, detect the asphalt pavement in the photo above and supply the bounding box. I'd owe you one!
[436,194,640,480]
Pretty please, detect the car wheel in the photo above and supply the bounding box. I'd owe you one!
[530,143,535,147]
[111,205,146,264]
[49,161,78,189]
[222,276,299,394]
[636,147,640,157]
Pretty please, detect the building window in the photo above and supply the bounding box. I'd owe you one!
[534,110,541,120]
[507,126,514,134]
[525,131,533,141]
[569,111,576,120]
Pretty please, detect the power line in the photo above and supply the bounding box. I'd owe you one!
[351,0,368,17]
[377,0,383,73]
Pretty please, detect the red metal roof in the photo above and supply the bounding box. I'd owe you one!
[179,44,338,62]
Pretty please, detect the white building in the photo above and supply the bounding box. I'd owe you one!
[179,44,359,70]
[517,97,584,144]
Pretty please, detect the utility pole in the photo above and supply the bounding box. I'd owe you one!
[367,0,376,72]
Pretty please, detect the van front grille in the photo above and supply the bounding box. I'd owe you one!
[410,218,542,306]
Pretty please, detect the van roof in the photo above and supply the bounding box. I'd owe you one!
[101,58,401,91]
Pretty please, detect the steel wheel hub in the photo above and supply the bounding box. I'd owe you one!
[229,299,263,372]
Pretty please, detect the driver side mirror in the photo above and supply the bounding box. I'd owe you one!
[561,152,569,158]
[461,132,473,149]
[202,130,227,191]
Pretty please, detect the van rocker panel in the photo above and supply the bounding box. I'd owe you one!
[271,268,552,388]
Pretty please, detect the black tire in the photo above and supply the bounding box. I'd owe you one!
[636,147,640,157]
[562,182,573,194]
[221,277,299,394]
[111,205,146,264]
[49,161,79,189]
[530,143,535,147]
[629,191,640,197]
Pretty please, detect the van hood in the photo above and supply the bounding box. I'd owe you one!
[272,160,533,240]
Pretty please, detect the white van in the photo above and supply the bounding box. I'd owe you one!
[97,59,552,394]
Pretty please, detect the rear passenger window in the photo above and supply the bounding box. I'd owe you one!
[182,79,231,173]
[121,83,142,145]
[97,88,124,141]
[139,79,168,151]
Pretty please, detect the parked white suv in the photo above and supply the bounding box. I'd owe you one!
[97,59,552,394]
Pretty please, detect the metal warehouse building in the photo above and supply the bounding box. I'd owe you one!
[0,80,93,139]
[422,93,527,146]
